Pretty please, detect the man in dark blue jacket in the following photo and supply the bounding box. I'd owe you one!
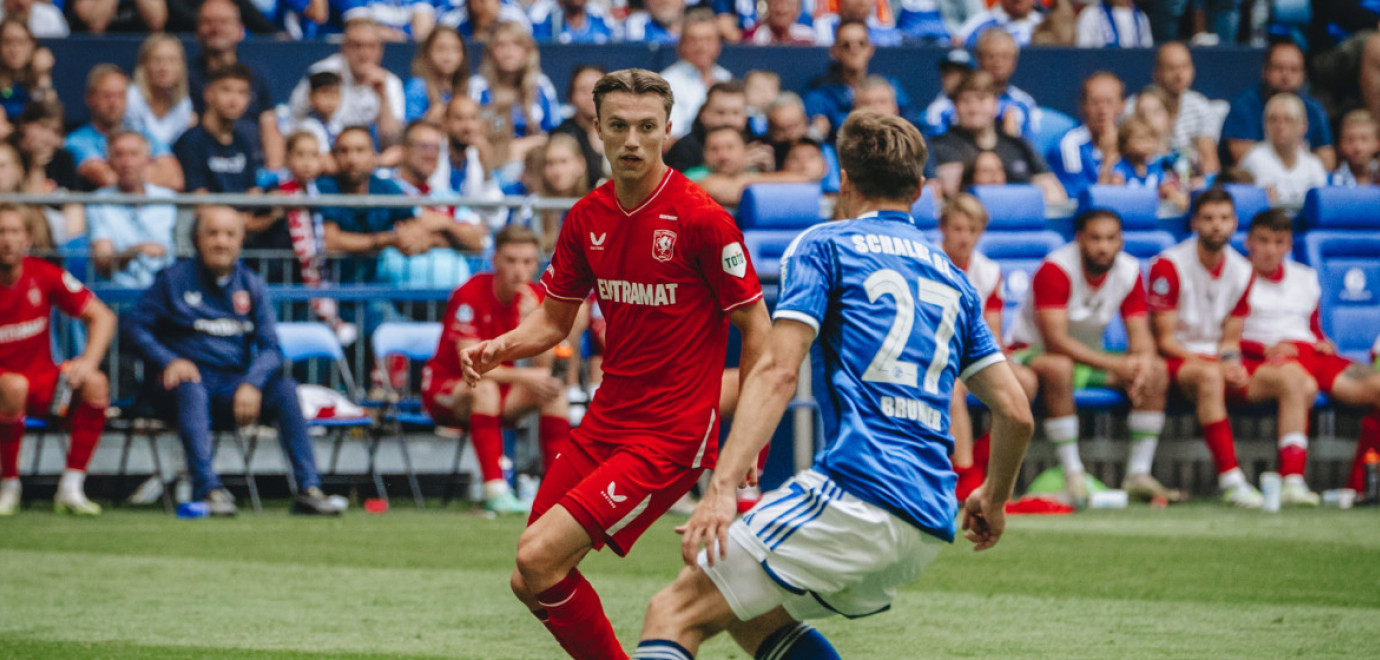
[125,205,340,517]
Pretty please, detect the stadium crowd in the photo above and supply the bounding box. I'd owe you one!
[2,0,1380,518]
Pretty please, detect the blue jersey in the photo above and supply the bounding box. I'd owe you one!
[774,210,1005,542]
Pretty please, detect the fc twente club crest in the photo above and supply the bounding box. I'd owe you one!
[652,229,677,263]
[233,291,252,315]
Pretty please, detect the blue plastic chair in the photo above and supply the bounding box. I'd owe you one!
[737,183,824,230]
[369,322,444,508]
[1078,186,1160,231]
[1301,186,1380,230]
[910,186,938,230]
[971,185,1047,232]
[1122,231,1176,265]
[743,229,804,280]
[1030,106,1078,158]
[276,322,374,495]
[1307,236,1380,364]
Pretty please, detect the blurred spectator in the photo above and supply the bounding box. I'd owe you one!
[923,29,1040,139]
[802,20,912,140]
[165,0,285,34]
[381,120,484,289]
[12,99,83,243]
[854,75,899,116]
[274,130,353,337]
[666,79,754,173]
[1075,0,1152,48]
[343,0,435,41]
[0,142,52,248]
[960,148,1007,188]
[662,9,730,140]
[1102,115,1188,211]
[174,63,262,197]
[780,136,826,179]
[405,25,469,123]
[439,95,506,228]
[281,71,340,158]
[1309,3,1380,129]
[743,70,778,139]
[814,0,901,47]
[919,49,973,135]
[623,0,682,44]
[691,125,818,205]
[1221,40,1334,170]
[745,0,815,45]
[929,70,1063,204]
[66,66,184,191]
[1140,0,1239,46]
[552,63,606,187]
[127,34,196,150]
[1129,86,1196,189]
[896,0,953,44]
[526,132,588,251]
[437,0,530,42]
[712,0,758,42]
[1128,42,1220,177]
[288,17,405,148]
[124,205,342,517]
[1330,109,1380,187]
[0,0,71,37]
[764,92,809,166]
[469,20,560,141]
[957,0,1041,48]
[1237,93,1326,209]
[1029,0,1075,45]
[1048,71,1123,200]
[0,18,53,127]
[67,0,167,33]
[87,131,176,288]
[190,0,284,170]
[530,0,618,43]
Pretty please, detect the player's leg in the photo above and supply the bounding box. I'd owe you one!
[501,380,570,475]
[1330,362,1380,496]
[56,368,109,515]
[511,504,621,660]
[1107,358,1179,501]
[949,381,984,501]
[1246,362,1320,505]
[1173,358,1258,505]
[468,378,525,512]
[1028,353,1083,506]
[0,372,28,515]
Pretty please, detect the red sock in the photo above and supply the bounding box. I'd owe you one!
[0,413,22,479]
[537,416,570,472]
[1278,445,1308,477]
[66,402,105,472]
[756,442,771,472]
[955,432,990,503]
[1349,412,1380,492]
[469,414,505,484]
[534,569,627,660]
[1202,419,1238,474]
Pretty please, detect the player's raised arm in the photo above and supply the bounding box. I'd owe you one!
[961,360,1034,551]
[682,318,816,567]
[461,296,581,385]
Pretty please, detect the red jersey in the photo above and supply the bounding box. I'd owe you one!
[540,168,763,469]
[428,272,544,378]
[0,257,93,375]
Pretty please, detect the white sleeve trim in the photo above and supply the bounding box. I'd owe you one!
[959,352,1006,383]
[772,309,821,336]
[544,290,587,303]
[721,291,765,313]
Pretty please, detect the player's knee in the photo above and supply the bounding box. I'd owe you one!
[1283,366,1318,400]
[1193,365,1223,393]
[79,371,109,405]
[470,379,501,415]
[513,530,558,584]
[1035,355,1075,387]
[0,373,28,408]
[509,567,536,603]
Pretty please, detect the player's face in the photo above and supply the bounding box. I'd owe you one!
[596,91,670,182]
[196,209,245,273]
[1077,216,1123,275]
[1192,201,1237,252]
[0,211,30,267]
[1245,227,1291,275]
[940,212,982,262]
[493,242,539,291]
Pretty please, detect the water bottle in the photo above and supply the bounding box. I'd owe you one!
[49,371,72,418]
[500,456,514,487]
[551,342,574,382]
[1365,449,1380,505]
[1260,472,1282,513]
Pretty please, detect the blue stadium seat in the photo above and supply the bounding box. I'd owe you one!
[1307,234,1380,364]
[971,184,1046,232]
[275,323,372,497]
[737,183,823,230]
[1230,230,1248,256]
[1031,106,1078,158]
[743,229,803,279]
[980,230,1063,322]
[1078,185,1160,231]
[1122,230,1176,262]
[1301,187,1380,230]
[1075,388,1128,409]
[821,144,841,194]
[369,322,444,508]
[911,186,938,230]
[1103,316,1128,352]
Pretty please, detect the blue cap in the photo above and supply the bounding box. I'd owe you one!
[940,49,974,71]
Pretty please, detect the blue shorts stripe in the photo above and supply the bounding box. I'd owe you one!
[763,488,831,548]
[760,486,826,547]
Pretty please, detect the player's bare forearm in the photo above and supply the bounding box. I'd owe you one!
[729,300,770,380]
[710,319,812,491]
[78,299,116,364]
[1218,316,1244,356]
[964,361,1034,503]
[1151,310,1192,359]
[1125,315,1157,357]
[1037,310,1121,372]
[491,298,581,364]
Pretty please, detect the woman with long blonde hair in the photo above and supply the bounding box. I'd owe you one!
[406,25,470,123]
[468,21,560,140]
[0,19,53,126]
[126,34,194,148]
[527,133,589,252]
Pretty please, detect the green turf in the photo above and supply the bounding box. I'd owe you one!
[2,504,1378,659]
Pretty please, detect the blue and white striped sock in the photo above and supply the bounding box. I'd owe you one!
[634,639,694,660]
[755,622,841,660]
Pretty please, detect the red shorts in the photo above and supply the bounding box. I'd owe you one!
[0,366,59,418]
[529,435,703,557]
[420,369,510,427]
[1242,343,1353,393]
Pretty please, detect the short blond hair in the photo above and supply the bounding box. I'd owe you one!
[1263,92,1306,124]
[1340,109,1378,137]
[940,193,989,231]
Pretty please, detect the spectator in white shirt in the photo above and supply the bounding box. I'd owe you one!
[1238,93,1327,209]
[1126,42,1220,176]
[1075,0,1152,48]
[287,17,406,148]
[0,0,69,37]
[661,9,731,141]
[125,34,195,150]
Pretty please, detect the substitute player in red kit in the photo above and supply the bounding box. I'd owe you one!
[0,204,117,516]
[461,69,771,660]
[422,225,569,515]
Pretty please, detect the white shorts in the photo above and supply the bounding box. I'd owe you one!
[699,469,946,622]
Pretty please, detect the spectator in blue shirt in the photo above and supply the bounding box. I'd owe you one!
[124,205,342,517]
[1047,71,1124,200]
[340,0,436,41]
[66,65,184,192]
[802,19,913,140]
[923,27,1040,139]
[529,0,617,43]
[813,0,903,47]
[0,18,54,122]
[468,20,561,141]
[189,0,286,170]
[623,0,683,44]
[1221,40,1336,171]
[405,25,469,122]
[956,0,1042,48]
[897,0,951,44]
[437,0,530,42]
[87,131,177,288]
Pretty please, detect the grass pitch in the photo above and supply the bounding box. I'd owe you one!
[1,503,1378,659]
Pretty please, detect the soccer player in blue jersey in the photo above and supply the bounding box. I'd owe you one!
[633,111,1035,660]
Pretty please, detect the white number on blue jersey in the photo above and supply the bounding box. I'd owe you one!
[861,269,961,395]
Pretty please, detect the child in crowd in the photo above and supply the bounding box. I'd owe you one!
[1238,92,1327,208]
[1330,109,1380,187]
[961,149,1008,189]
[274,130,355,345]
[1104,116,1189,211]
[744,70,780,139]
[281,71,342,156]
[781,138,827,180]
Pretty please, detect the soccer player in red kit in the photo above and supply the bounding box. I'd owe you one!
[0,204,117,516]
[422,225,568,515]
[461,69,771,660]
